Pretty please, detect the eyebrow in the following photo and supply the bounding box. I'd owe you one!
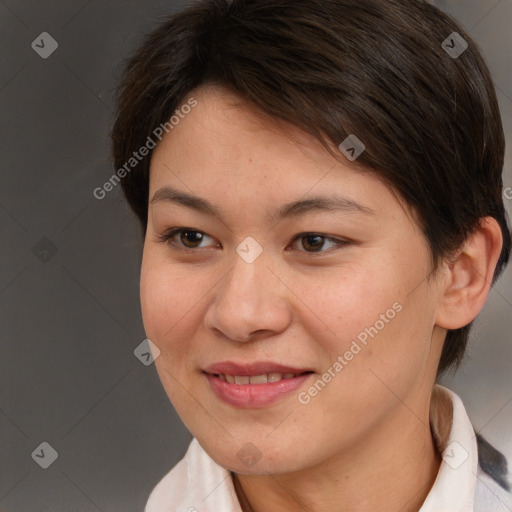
[150,186,375,222]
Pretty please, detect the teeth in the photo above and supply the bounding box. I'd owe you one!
[217,372,300,384]
[249,374,268,384]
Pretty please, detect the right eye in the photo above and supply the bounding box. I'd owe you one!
[157,228,220,250]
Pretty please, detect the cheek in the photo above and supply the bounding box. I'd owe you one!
[140,259,169,342]
[309,257,434,373]
[139,251,201,349]
[139,254,206,408]
[302,264,398,342]
[328,286,437,409]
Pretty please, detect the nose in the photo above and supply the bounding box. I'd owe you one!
[203,250,292,342]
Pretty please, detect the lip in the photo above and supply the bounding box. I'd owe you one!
[203,361,314,408]
[204,361,312,376]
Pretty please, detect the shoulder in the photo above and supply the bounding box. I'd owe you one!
[474,434,512,512]
[144,440,193,512]
[430,386,512,511]
[145,438,242,512]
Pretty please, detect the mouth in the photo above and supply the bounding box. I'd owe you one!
[202,361,314,408]
[211,371,312,384]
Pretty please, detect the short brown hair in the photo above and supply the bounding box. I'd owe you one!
[111,0,511,375]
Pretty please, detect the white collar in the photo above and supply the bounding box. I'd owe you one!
[145,385,510,511]
[419,385,477,511]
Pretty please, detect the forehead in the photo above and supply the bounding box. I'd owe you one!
[148,85,416,228]
[151,86,354,187]
[153,85,335,167]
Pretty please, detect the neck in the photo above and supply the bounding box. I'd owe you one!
[233,400,442,512]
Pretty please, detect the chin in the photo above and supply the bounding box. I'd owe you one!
[200,436,310,475]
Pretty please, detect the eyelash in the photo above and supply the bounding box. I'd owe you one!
[156,228,350,254]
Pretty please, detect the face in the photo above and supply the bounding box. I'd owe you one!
[140,85,447,475]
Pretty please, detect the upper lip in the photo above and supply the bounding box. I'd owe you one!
[204,361,313,376]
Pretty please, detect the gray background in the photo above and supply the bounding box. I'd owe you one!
[0,1,510,511]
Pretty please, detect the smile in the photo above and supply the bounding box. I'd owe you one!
[203,370,313,408]
[215,372,302,384]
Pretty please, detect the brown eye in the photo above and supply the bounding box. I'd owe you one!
[180,230,204,248]
[289,233,349,254]
[157,228,218,250]
[301,235,326,252]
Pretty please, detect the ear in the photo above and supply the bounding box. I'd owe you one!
[435,217,503,330]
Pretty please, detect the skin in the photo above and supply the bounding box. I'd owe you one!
[140,84,503,512]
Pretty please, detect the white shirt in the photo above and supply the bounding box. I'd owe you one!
[145,386,511,511]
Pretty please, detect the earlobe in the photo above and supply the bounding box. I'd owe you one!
[435,217,503,330]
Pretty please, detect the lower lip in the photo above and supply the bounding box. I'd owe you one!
[204,372,312,408]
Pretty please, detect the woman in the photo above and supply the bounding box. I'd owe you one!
[111,0,512,510]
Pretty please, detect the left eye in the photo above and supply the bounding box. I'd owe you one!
[158,229,348,253]
[289,233,347,253]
